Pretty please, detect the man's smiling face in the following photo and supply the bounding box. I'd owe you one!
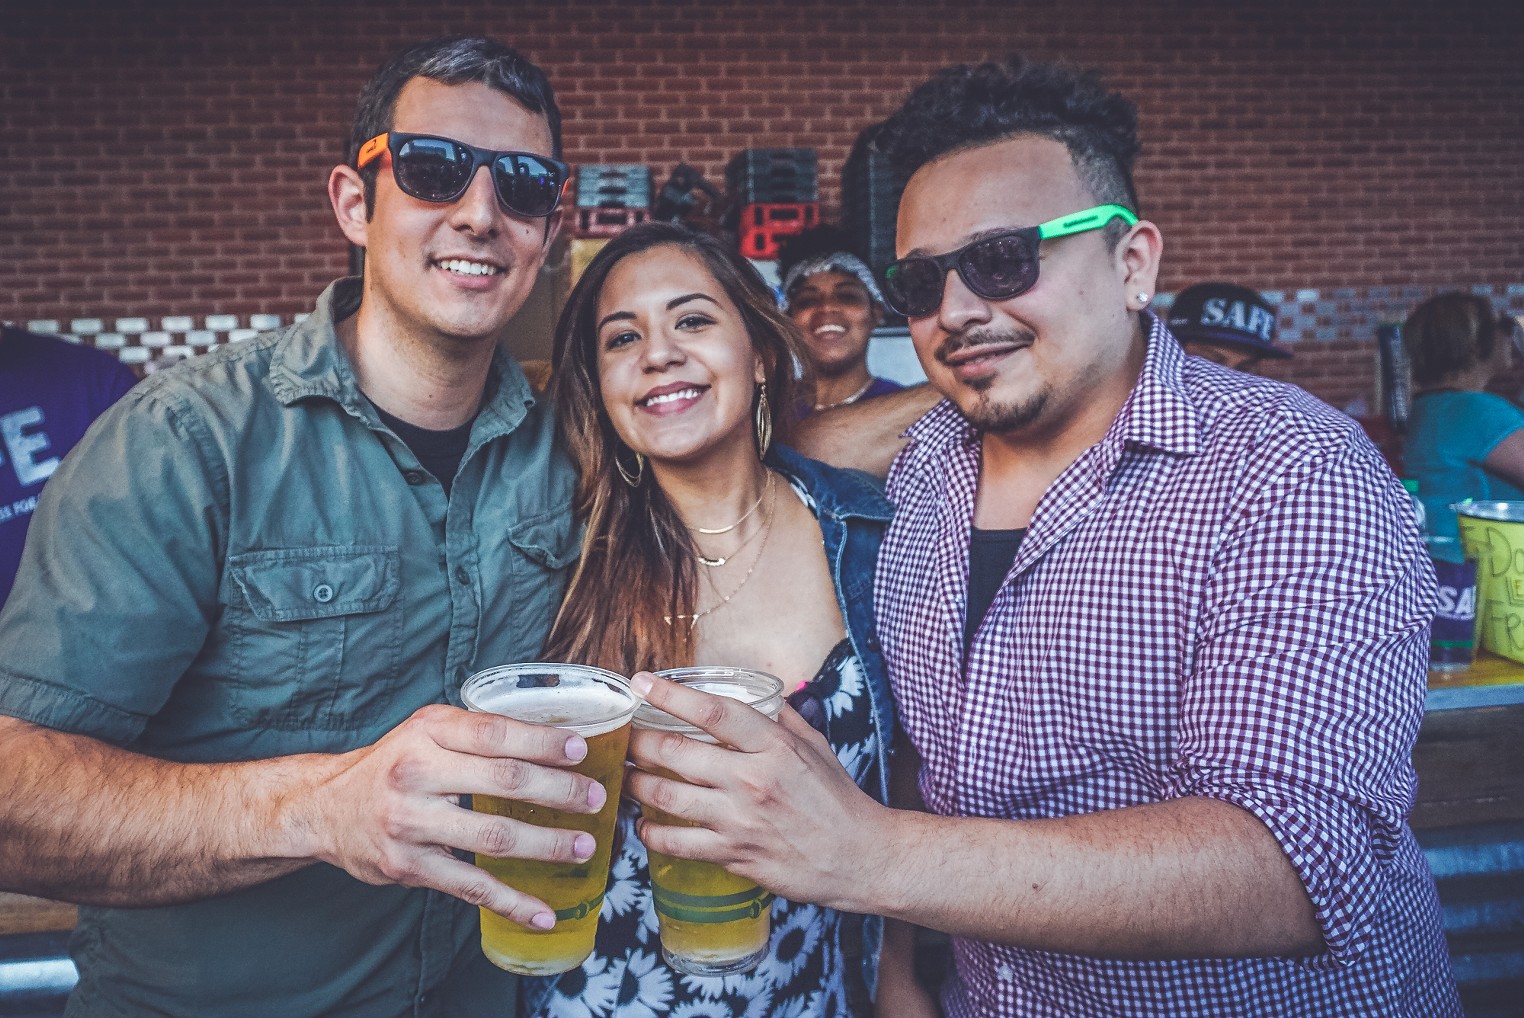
[898,134,1146,440]
[353,77,559,351]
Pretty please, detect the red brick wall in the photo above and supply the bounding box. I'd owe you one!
[3,0,1521,411]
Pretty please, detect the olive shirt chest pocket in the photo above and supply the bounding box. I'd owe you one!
[224,545,402,731]
[493,509,581,660]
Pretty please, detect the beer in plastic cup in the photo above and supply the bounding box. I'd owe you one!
[634,666,785,977]
[461,663,639,975]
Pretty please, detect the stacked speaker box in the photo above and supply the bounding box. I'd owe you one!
[726,148,819,260]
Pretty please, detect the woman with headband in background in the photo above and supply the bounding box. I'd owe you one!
[778,226,904,415]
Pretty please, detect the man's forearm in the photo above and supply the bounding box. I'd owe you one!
[791,383,940,478]
[627,675,1322,960]
[2,704,608,930]
[0,718,324,905]
[855,795,1322,959]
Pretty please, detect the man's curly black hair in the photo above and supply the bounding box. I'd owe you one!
[876,55,1142,235]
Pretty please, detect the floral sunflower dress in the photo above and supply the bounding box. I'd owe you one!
[527,639,881,1018]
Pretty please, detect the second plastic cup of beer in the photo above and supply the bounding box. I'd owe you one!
[634,666,785,977]
[460,663,640,976]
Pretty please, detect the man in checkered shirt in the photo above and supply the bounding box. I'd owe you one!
[623,55,1459,1017]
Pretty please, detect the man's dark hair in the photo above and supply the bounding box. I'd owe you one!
[877,55,1141,243]
[347,36,562,215]
[775,224,865,287]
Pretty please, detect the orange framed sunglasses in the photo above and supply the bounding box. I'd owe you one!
[357,132,570,218]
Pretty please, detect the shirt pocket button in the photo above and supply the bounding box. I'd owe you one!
[313,583,335,603]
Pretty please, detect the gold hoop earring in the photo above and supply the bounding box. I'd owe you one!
[754,383,773,456]
[615,447,645,487]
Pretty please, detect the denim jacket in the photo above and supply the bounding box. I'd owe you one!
[769,445,896,806]
[522,446,895,1013]
[773,445,896,1004]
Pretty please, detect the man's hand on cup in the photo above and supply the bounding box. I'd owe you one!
[624,670,889,912]
[292,702,605,930]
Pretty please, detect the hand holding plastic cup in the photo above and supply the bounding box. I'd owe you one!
[460,663,639,975]
[633,666,785,977]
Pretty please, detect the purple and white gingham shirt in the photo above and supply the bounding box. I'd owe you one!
[877,316,1460,1016]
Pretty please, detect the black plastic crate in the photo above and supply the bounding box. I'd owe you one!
[726,148,817,204]
[575,163,653,209]
[842,122,908,275]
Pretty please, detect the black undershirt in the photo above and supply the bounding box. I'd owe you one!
[372,403,473,497]
[965,526,1026,650]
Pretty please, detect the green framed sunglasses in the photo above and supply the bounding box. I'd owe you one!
[880,203,1139,317]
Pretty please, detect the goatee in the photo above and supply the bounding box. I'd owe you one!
[966,389,1047,434]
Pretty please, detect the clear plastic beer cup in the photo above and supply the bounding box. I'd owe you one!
[460,663,639,975]
[634,666,785,977]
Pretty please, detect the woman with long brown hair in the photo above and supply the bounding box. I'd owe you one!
[524,222,895,1015]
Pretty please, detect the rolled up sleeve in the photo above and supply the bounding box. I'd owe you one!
[1166,432,1432,966]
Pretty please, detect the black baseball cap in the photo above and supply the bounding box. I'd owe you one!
[1168,282,1291,360]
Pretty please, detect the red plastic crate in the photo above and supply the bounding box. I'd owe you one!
[575,206,650,237]
[737,202,819,259]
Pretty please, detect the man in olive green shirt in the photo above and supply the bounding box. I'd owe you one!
[0,37,599,1017]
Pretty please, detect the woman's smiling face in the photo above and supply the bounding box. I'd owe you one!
[595,244,765,468]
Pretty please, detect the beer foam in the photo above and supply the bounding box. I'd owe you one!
[468,684,636,737]
[685,681,754,702]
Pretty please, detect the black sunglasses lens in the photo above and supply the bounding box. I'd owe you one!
[492,155,563,217]
[883,258,947,318]
[960,234,1038,300]
[392,137,474,203]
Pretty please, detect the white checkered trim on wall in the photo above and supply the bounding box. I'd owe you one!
[12,312,308,368]
[1152,283,1524,346]
[11,284,1524,367]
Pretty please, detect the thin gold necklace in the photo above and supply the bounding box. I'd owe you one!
[684,472,772,536]
[668,478,777,632]
[694,511,767,567]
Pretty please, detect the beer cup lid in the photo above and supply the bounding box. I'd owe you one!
[461,662,638,735]
[1452,499,1524,523]
[634,667,784,731]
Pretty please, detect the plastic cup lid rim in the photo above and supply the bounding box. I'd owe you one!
[1452,500,1524,523]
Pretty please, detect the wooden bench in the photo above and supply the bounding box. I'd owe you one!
[0,893,74,937]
